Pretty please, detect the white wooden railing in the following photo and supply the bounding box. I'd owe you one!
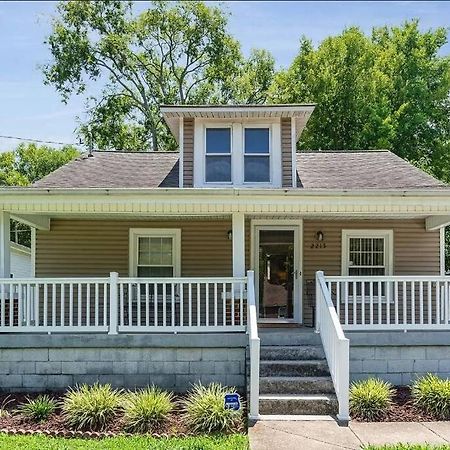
[324,275,450,331]
[315,271,349,423]
[246,270,260,420]
[0,273,248,334]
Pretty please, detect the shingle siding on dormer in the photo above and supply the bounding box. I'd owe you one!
[183,118,194,187]
[281,117,293,187]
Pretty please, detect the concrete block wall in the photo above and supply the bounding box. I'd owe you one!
[0,334,246,393]
[349,331,450,386]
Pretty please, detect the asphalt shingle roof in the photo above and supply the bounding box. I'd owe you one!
[32,150,446,190]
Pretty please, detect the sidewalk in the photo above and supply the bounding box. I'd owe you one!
[249,420,450,449]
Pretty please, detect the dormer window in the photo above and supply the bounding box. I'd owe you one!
[205,128,231,183]
[244,128,270,183]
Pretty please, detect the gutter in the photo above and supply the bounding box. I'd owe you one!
[0,187,450,197]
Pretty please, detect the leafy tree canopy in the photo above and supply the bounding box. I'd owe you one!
[0,143,79,186]
[269,20,450,182]
[43,0,274,151]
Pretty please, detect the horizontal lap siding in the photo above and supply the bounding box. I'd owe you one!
[183,118,194,187]
[281,118,292,187]
[303,219,440,326]
[36,219,232,278]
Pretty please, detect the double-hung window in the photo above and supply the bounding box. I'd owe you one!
[205,128,231,183]
[244,127,270,183]
[130,229,181,278]
[342,230,393,298]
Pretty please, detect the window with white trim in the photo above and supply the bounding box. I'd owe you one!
[129,229,181,278]
[205,127,231,183]
[342,230,393,297]
[244,127,270,183]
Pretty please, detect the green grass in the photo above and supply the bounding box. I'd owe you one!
[364,445,450,450]
[0,433,249,450]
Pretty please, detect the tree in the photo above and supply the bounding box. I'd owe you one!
[43,1,273,151]
[269,21,450,182]
[0,143,79,186]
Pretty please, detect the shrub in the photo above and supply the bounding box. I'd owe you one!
[18,395,56,423]
[182,383,244,434]
[349,378,394,421]
[0,395,13,418]
[62,383,123,431]
[122,386,174,433]
[412,374,450,419]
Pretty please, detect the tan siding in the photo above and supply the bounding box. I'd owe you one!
[281,118,292,187]
[36,219,232,277]
[302,219,440,325]
[183,118,194,187]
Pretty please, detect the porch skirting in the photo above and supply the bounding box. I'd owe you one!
[0,334,247,393]
[348,331,450,385]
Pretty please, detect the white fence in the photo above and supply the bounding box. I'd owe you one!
[316,271,349,423]
[0,273,248,334]
[324,276,450,331]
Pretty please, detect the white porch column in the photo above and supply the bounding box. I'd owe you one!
[232,212,245,278]
[0,212,11,278]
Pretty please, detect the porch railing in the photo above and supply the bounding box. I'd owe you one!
[0,273,248,334]
[315,271,349,423]
[324,275,450,331]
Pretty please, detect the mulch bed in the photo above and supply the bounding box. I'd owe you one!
[353,386,437,422]
[0,391,192,438]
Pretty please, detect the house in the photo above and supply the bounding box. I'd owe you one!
[1,103,450,423]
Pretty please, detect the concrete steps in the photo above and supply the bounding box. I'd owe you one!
[259,376,335,395]
[260,360,330,377]
[259,393,338,415]
[252,330,338,418]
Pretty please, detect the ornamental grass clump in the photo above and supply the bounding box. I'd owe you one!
[62,383,123,431]
[123,386,174,433]
[412,374,450,419]
[349,378,394,421]
[182,383,244,434]
[18,395,56,423]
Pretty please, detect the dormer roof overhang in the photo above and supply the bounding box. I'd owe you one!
[161,104,316,143]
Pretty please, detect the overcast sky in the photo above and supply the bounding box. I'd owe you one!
[0,1,449,152]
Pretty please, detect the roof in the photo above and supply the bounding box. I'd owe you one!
[161,104,315,143]
[296,151,446,190]
[32,149,447,191]
[33,151,179,189]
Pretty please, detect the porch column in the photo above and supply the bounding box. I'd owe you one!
[0,212,10,278]
[232,212,245,278]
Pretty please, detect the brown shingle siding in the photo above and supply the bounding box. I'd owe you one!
[281,118,292,187]
[183,118,194,187]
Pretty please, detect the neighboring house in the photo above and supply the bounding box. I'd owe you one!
[9,221,33,279]
[1,104,450,423]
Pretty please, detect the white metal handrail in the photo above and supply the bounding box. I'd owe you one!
[325,275,450,330]
[0,274,248,334]
[246,270,260,420]
[315,271,349,423]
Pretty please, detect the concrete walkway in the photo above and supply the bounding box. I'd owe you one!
[249,420,450,449]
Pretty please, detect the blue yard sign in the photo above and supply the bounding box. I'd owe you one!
[224,393,241,411]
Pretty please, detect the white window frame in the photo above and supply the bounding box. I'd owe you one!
[341,229,394,277]
[193,119,281,188]
[243,124,272,185]
[203,125,233,186]
[129,228,181,277]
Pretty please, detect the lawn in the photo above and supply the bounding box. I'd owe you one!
[365,445,450,450]
[0,433,249,450]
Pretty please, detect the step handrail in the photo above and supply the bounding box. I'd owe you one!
[315,270,349,423]
[247,270,260,420]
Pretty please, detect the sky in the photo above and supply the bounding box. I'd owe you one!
[0,1,449,152]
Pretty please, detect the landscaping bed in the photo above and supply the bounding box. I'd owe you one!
[354,386,436,423]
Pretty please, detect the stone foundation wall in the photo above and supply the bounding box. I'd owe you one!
[349,331,450,385]
[0,334,246,393]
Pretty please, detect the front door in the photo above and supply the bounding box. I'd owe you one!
[254,225,301,323]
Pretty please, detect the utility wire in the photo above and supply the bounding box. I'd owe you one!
[0,134,80,147]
